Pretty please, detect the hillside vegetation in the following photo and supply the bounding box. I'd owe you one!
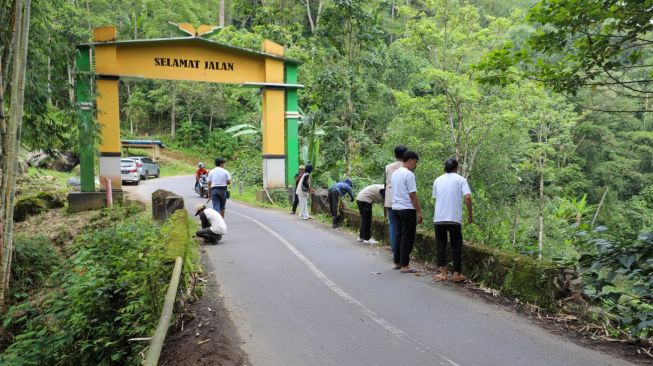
[2,0,652,339]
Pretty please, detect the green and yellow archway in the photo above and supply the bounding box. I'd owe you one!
[76,26,301,192]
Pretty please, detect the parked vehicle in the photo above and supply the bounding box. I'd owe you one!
[196,174,209,198]
[120,159,140,185]
[128,156,161,180]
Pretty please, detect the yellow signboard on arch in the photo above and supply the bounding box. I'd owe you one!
[79,26,301,192]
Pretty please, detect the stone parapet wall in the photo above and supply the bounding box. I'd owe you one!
[311,192,577,309]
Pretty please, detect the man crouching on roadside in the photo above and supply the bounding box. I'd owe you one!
[195,204,227,244]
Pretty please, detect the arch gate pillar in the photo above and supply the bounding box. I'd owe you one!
[261,41,286,189]
[95,27,123,191]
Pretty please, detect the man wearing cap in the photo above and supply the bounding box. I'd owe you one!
[328,178,354,228]
[290,165,306,214]
[195,204,228,244]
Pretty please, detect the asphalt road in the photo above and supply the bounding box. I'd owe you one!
[126,176,633,366]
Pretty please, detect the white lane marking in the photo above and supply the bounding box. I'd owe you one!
[230,209,461,366]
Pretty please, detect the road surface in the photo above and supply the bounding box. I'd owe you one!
[126,176,633,366]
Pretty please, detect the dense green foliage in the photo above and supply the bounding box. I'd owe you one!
[0,207,193,365]
[3,0,651,337]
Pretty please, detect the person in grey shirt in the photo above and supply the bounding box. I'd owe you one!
[384,145,407,258]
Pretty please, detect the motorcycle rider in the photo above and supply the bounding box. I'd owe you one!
[195,162,209,192]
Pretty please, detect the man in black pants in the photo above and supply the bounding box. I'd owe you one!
[432,158,472,283]
[390,151,423,273]
[290,165,305,214]
[356,184,384,244]
[327,178,354,228]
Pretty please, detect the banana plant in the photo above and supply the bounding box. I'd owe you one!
[225,123,259,137]
[299,108,326,170]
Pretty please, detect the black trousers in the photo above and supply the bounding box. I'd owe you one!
[328,189,340,226]
[196,228,222,244]
[435,223,463,272]
[392,209,417,266]
[357,200,373,240]
[292,193,299,213]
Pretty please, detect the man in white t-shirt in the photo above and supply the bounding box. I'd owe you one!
[384,145,407,257]
[207,157,231,217]
[195,204,228,244]
[432,158,472,283]
[391,150,423,273]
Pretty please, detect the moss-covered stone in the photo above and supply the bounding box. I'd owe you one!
[13,189,68,222]
[13,197,49,222]
[311,192,572,309]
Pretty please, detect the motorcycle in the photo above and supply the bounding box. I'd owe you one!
[196,174,209,198]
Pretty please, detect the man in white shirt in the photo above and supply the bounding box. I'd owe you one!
[356,183,385,244]
[384,145,407,257]
[432,158,472,283]
[195,204,228,244]
[391,150,423,273]
[207,157,231,217]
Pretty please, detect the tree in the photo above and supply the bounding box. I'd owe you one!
[476,0,653,113]
[0,0,31,309]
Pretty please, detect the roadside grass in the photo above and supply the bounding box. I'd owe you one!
[230,186,293,210]
[26,167,73,187]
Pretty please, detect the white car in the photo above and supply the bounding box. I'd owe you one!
[120,159,140,185]
[128,156,161,180]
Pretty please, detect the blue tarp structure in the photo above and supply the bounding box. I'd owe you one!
[121,140,166,148]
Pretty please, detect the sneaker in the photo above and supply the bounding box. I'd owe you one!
[357,237,364,242]
[364,238,378,244]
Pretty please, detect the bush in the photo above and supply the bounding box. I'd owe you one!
[1,212,170,365]
[205,130,239,160]
[9,235,60,303]
[576,229,653,338]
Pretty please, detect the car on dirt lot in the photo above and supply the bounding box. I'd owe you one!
[127,156,161,180]
[120,159,140,185]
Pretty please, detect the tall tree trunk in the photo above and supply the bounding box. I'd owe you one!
[0,15,5,283]
[126,82,133,134]
[511,212,519,247]
[314,0,324,32]
[302,0,315,33]
[209,106,214,133]
[171,83,177,137]
[219,0,225,27]
[1,0,18,94]
[591,187,609,227]
[1,0,31,309]
[133,9,137,39]
[46,35,51,104]
[537,158,544,260]
[85,0,91,32]
[67,60,74,105]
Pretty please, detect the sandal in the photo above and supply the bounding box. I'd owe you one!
[451,274,466,283]
[392,264,401,270]
[400,268,418,273]
[432,273,448,282]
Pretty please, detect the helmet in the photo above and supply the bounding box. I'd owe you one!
[198,162,204,168]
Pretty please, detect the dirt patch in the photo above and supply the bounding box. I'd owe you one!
[15,208,98,247]
[159,249,249,366]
